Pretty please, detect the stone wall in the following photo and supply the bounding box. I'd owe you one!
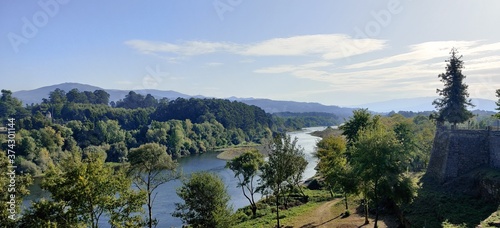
[427,128,498,182]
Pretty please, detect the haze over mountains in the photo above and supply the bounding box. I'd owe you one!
[11,83,498,114]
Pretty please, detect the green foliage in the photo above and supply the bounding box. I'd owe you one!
[31,151,146,228]
[173,172,234,228]
[0,89,27,122]
[128,143,180,228]
[116,91,158,109]
[339,108,378,147]
[272,112,341,131]
[433,48,474,125]
[0,150,32,227]
[226,149,265,217]
[351,125,417,226]
[315,136,358,210]
[258,134,308,228]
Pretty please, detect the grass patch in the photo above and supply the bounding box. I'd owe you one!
[234,189,334,228]
[216,144,264,160]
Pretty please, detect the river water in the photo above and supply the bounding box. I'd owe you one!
[25,126,325,228]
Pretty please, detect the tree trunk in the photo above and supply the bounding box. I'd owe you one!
[148,192,153,228]
[374,181,379,228]
[364,197,369,225]
[344,192,348,210]
[276,191,280,228]
[251,205,257,218]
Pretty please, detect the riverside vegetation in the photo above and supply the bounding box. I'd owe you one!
[0,88,338,227]
[1,49,500,227]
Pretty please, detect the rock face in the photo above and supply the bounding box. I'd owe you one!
[427,127,500,183]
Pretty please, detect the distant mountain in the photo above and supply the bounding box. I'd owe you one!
[352,97,497,112]
[13,83,104,105]
[13,83,194,105]
[238,99,355,118]
[11,83,356,118]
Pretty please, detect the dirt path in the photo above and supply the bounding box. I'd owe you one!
[286,199,399,228]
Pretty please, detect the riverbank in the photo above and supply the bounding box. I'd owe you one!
[216,144,266,160]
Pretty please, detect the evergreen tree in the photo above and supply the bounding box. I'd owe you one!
[495,89,500,118]
[433,48,474,126]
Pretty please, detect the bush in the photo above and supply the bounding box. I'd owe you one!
[18,158,41,176]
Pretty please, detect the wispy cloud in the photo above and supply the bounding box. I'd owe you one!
[253,40,500,99]
[125,40,237,56]
[205,62,224,67]
[125,34,386,60]
[238,34,386,59]
[254,61,332,74]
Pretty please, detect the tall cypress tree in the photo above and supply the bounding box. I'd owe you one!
[433,48,474,127]
[495,89,500,118]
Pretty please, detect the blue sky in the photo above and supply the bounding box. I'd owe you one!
[1,0,500,106]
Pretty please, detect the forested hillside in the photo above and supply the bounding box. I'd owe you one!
[0,88,277,176]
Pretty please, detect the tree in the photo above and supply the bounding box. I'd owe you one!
[351,126,416,227]
[0,150,32,227]
[258,134,306,228]
[315,136,358,212]
[128,143,181,228]
[339,109,378,147]
[226,149,264,217]
[37,151,146,228]
[173,172,234,228]
[433,48,474,126]
[495,89,500,119]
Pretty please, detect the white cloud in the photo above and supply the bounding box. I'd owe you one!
[124,40,237,56]
[238,34,386,59]
[254,61,332,74]
[206,62,224,67]
[344,40,479,69]
[125,34,386,60]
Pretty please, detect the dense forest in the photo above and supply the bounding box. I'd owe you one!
[0,88,341,176]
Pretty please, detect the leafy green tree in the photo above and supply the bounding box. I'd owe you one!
[258,134,305,228]
[0,89,26,121]
[66,88,88,104]
[0,150,32,227]
[315,136,358,211]
[433,48,474,126]
[173,172,234,228]
[93,90,110,105]
[128,143,181,228]
[339,109,378,147]
[351,126,416,227]
[95,120,126,145]
[226,149,264,217]
[38,151,146,228]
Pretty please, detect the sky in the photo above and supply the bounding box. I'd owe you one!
[1,0,500,106]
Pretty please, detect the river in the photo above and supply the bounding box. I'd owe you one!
[24,126,326,228]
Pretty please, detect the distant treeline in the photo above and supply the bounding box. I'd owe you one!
[0,89,344,176]
[272,112,341,132]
